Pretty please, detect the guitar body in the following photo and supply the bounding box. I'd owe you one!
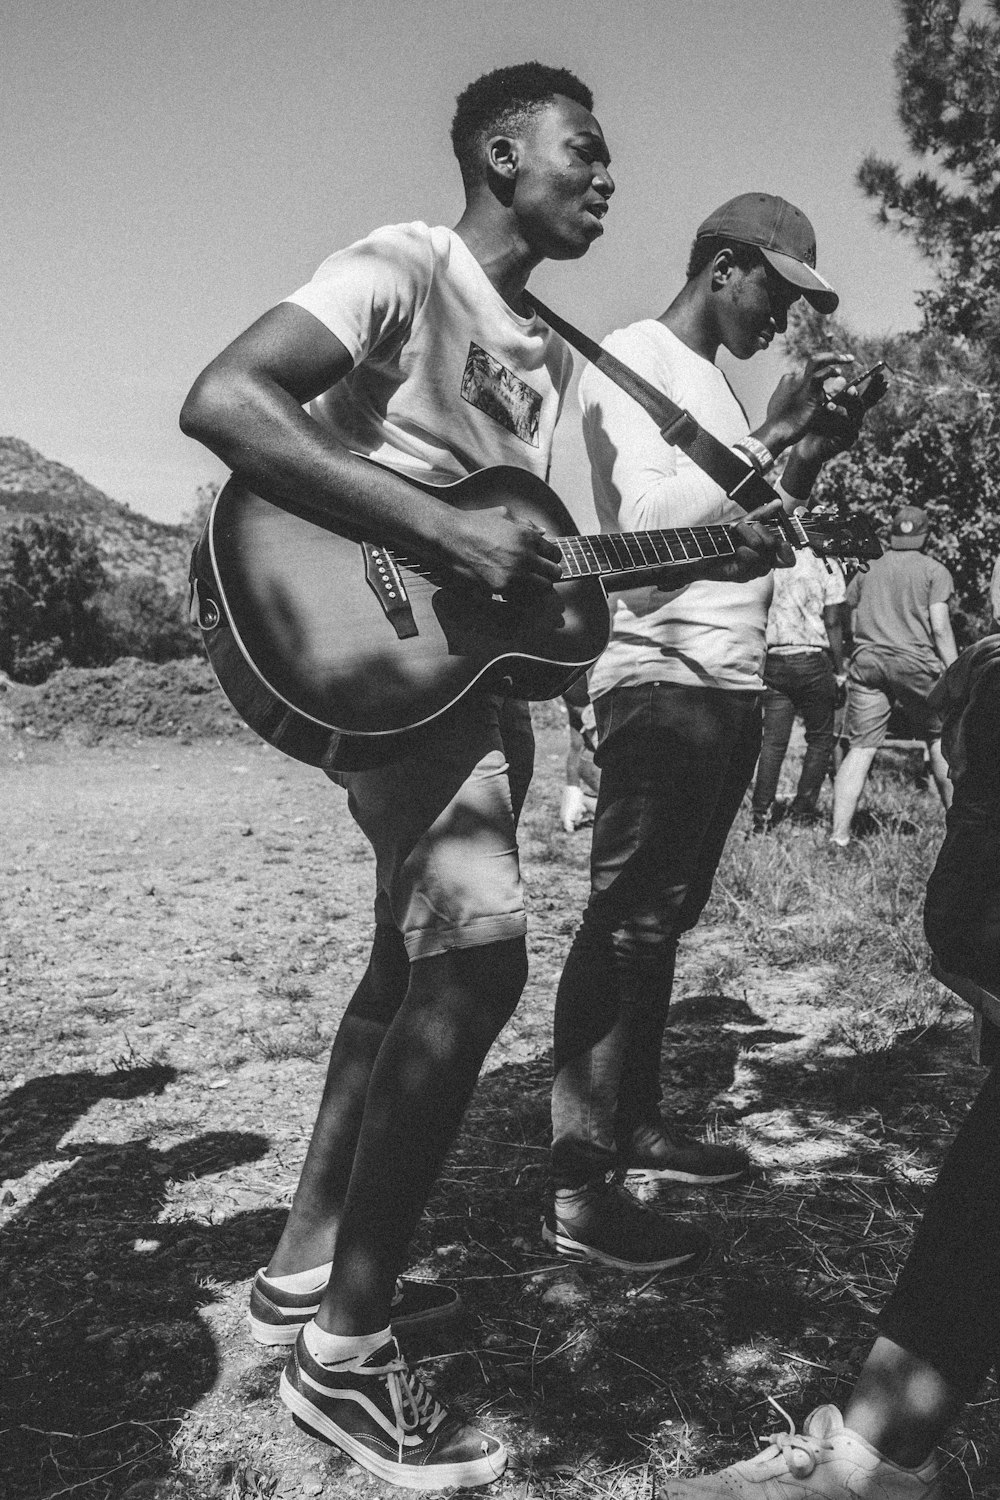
[191,466,611,770]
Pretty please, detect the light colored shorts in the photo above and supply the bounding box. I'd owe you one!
[333,694,533,962]
[843,646,944,748]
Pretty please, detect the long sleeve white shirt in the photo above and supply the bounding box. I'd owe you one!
[581,320,773,696]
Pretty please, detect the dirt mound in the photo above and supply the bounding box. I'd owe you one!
[0,656,247,743]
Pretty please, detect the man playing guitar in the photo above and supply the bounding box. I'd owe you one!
[181,69,840,1488]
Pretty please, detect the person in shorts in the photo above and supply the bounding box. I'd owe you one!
[179,63,614,1490]
[179,65,788,1489]
[830,505,957,846]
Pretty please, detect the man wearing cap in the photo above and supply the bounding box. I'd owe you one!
[545,193,865,1271]
[830,505,957,846]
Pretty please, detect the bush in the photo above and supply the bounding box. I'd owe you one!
[0,519,107,683]
[91,574,198,666]
[0,519,199,683]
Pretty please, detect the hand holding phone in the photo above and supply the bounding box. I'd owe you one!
[825,361,888,414]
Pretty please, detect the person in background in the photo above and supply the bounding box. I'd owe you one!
[830,505,957,848]
[665,626,1000,1500]
[560,676,601,832]
[751,547,846,832]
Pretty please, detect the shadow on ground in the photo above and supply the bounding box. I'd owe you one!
[5,1010,996,1499]
[1,1066,275,1500]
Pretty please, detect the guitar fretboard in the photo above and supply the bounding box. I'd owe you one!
[556,526,737,579]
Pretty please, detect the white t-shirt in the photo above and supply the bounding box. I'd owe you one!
[284,222,574,485]
[581,320,773,697]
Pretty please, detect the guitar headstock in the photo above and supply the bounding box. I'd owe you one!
[802,512,883,565]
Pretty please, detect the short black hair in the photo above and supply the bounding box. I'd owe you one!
[451,63,594,188]
[686,235,763,282]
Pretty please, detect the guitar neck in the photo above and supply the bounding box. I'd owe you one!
[556,525,737,580]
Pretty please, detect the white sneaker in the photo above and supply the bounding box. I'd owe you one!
[664,1406,941,1500]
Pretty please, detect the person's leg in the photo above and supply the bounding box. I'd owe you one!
[831,746,878,843]
[267,920,410,1277]
[751,656,795,828]
[277,697,530,1487]
[789,654,837,818]
[552,687,754,1215]
[264,691,528,1294]
[831,663,891,844]
[846,1055,1000,1464]
[617,693,762,1142]
[317,935,526,1334]
[844,1338,965,1470]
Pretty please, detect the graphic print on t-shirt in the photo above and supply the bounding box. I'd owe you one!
[461,342,541,447]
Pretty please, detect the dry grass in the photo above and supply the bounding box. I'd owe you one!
[2,732,998,1500]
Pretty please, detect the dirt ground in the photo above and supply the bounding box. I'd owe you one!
[2,667,998,1500]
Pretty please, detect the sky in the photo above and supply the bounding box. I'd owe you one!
[5,1,935,529]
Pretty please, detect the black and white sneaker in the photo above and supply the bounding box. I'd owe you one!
[621,1122,749,1188]
[543,1183,710,1272]
[249,1268,461,1347]
[280,1330,507,1491]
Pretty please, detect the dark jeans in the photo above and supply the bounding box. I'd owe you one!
[877,822,1000,1399]
[551,683,762,1188]
[879,1057,1000,1400]
[751,650,836,821]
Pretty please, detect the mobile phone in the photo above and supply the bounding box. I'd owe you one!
[826,361,887,412]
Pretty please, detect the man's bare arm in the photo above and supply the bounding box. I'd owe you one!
[929,600,958,668]
[180,303,562,597]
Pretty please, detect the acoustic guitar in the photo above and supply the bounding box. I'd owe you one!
[190,464,880,771]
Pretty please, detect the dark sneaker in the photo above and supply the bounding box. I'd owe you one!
[249,1270,461,1347]
[280,1330,507,1490]
[542,1184,709,1271]
[622,1123,749,1188]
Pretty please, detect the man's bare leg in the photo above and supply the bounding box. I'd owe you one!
[314,936,527,1335]
[831,745,878,843]
[267,924,410,1277]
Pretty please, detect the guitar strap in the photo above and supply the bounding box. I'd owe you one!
[524,291,778,517]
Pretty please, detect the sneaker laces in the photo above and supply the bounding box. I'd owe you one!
[757,1398,833,1478]
[382,1350,447,1462]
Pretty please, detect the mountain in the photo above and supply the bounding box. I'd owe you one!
[0,437,194,593]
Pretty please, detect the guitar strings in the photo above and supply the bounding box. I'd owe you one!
[388,522,851,581]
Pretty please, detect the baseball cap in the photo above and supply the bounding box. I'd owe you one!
[695,192,839,313]
[889,505,929,550]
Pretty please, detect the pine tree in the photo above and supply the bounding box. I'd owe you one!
[787,0,1000,624]
[858,0,1000,369]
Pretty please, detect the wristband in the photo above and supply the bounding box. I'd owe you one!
[733,436,775,475]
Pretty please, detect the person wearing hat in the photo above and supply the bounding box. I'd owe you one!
[830,505,957,847]
[546,193,868,1270]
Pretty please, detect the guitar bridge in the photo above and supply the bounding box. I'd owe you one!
[362,544,419,640]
